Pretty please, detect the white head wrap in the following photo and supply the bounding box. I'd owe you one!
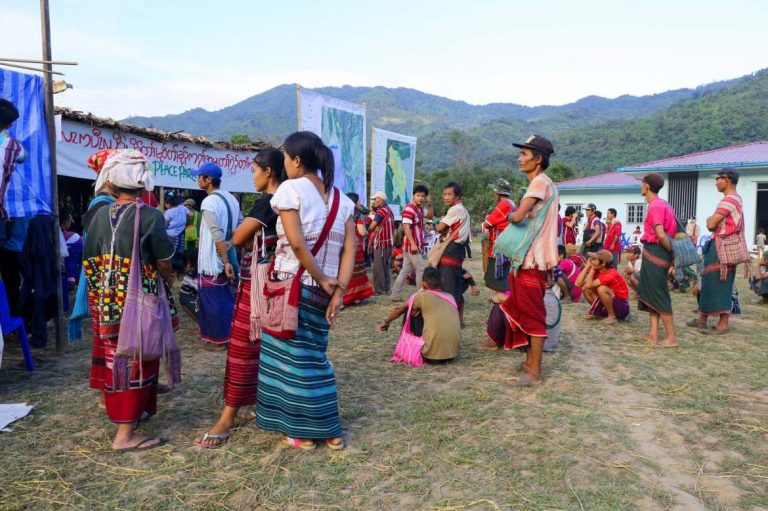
[98,149,154,191]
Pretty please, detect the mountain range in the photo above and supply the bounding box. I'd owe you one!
[124,69,768,174]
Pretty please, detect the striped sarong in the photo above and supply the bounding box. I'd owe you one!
[199,273,235,344]
[256,285,342,439]
[223,279,261,407]
[343,236,373,305]
[699,240,735,316]
[638,242,673,315]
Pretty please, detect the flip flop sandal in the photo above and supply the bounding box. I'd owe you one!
[324,438,344,450]
[507,375,542,387]
[282,436,316,450]
[115,438,165,453]
[686,320,707,328]
[194,432,230,449]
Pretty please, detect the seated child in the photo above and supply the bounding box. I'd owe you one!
[379,267,461,363]
[555,244,582,302]
[575,249,630,324]
[623,245,642,293]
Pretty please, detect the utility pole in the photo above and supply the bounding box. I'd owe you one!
[40,0,65,352]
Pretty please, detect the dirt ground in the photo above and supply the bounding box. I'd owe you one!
[1,249,766,510]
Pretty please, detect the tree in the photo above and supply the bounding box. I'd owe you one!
[230,134,252,145]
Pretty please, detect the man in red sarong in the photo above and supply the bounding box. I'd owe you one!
[483,135,559,387]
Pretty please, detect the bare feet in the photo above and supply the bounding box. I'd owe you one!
[603,316,618,325]
[477,339,500,351]
[650,337,679,348]
[507,374,543,387]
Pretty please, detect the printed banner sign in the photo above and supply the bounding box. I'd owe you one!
[371,128,417,211]
[298,88,366,201]
[57,120,258,192]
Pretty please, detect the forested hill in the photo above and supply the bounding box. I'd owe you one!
[121,70,766,174]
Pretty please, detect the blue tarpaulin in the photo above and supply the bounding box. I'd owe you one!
[0,67,52,218]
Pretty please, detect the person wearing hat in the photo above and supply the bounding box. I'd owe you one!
[193,162,243,347]
[391,185,433,301]
[482,178,517,292]
[687,167,746,335]
[484,135,559,386]
[637,172,678,347]
[580,202,603,255]
[622,245,643,293]
[369,190,395,294]
[575,249,630,323]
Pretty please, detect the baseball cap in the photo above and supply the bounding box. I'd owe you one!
[489,178,512,196]
[372,191,387,201]
[624,245,641,255]
[191,162,223,179]
[716,167,739,183]
[587,249,613,264]
[512,134,555,156]
[584,203,596,210]
[183,198,196,207]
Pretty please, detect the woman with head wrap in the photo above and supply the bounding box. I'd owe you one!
[83,149,179,451]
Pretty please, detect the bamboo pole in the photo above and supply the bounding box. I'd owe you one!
[0,61,64,75]
[40,0,65,352]
[0,57,78,65]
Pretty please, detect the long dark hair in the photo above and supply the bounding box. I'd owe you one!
[282,131,334,192]
[253,148,287,184]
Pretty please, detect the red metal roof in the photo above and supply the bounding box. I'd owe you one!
[620,141,768,171]
[556,172,641,189]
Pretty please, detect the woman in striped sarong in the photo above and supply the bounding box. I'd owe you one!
[636,173,678,348]
[195,149,285,448]
[342,192,374,306]
[256,131,356,450]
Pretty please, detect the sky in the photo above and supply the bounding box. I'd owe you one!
[2,0,767,120]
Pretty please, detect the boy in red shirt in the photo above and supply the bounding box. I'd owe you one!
[575,249,630,324]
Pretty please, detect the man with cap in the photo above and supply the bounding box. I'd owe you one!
[622,245,642,293]
[193,162,243,347]
[484,135,559,386]
[368,191,395,294]
[581,202,602,255]
[687,167,746,335]
[575,249,630,323]
[482,178,517,292]
[390,185,433,301]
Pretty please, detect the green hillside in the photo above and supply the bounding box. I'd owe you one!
[122,75,748,172]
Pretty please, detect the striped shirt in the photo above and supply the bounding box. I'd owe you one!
[401,202,424,252]
[371,204,395,249]
[714,194,743,239]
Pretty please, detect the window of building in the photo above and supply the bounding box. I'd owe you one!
[626,203,645,224]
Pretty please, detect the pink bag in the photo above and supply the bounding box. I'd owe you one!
[113,201,182,390]
[391,294,425,366]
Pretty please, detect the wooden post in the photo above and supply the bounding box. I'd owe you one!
[40,0,65,352]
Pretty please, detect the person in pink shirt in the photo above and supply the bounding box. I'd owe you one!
[637,173,678,348]
[555,244,582,302]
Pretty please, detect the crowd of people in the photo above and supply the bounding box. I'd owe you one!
[1,95,762,453]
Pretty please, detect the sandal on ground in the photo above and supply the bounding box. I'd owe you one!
[115,437,165,453]
[686,319,706,328]
[282,436,316,450]
[701,328,728,336]
[507,374,542,387]
[324,438,344,450]
[194,432,230,448]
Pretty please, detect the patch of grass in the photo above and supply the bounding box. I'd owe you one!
[1,250,766,509]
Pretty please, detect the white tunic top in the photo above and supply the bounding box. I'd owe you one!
[271,177,355,286]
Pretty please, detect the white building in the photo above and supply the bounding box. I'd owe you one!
[555,141,768,247]
[618,141,768,247]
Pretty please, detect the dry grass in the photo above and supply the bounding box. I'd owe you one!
[1,249,767,510]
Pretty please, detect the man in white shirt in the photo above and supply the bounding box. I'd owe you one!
[435,182,471,323]
[192,162,243,347]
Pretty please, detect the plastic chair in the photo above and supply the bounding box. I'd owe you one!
[0,279,34,372]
